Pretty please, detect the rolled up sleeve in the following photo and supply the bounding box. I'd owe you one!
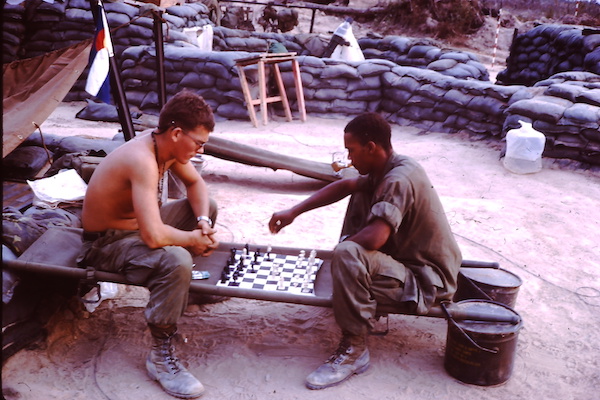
[370,201,402,232]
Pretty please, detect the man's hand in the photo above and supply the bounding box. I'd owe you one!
[197,219,213,235]
[268,209,296,234]
[187,227,219,257]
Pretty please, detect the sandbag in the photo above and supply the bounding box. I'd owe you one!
[3,146,52,181]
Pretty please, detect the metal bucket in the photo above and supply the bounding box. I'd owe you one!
[443,300,523,386]
[453,267,523,308]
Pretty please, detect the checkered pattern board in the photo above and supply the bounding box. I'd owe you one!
[216,248,323,296]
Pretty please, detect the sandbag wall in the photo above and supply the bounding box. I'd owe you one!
[497,24,600,86]
[211,27,491,82]
[4,0,600,167]
[119,45,521,137]
[358,36,490,81]
[212,26,311,55]
[2,2,26,63]
[279,56,520,134]
[120,43,600,166]
[2,0,213,97]
[120,46,250,117]
[503,71,600,165]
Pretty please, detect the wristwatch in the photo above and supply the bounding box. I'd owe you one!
[197,215,213,227]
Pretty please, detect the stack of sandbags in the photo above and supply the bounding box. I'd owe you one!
[2,2,26,63]
[380,65,522,135]
[278,57,390,117]
[0,0,212,100]
[211,28,490,82]
[583,29,600,75]
[359,36,490,81]
[120,45,249,118]
[283,55,528,139]
[211,26,305,54]
[121,44,520,139]
[19,0,75,59]
[68,0,212,100]
[16,0,211,59]
[497,24,600,86]
[504,71,600,165]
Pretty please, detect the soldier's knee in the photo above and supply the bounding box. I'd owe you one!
[333,240,362,260]
[162,246,194,278]
[332,240,365,276]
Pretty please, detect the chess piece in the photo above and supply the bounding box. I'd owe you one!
[277,274,286,290]
[297,250,305,268]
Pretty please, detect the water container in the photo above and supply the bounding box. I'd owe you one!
[503,121,546,174]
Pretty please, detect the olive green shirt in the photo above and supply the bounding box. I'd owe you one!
[350,153,462,305]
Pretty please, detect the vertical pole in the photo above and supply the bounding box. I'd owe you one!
[89,0,135,141]
[153,10,167,110]
[109,56,136,141]
[575,0,580,17]
[310,9,316,33]
[491,7,502,69]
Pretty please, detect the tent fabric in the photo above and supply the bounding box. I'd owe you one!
[2,39,91,158]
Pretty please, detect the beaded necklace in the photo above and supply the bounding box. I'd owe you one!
[151,132,166,207]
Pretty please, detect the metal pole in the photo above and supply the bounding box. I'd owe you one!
[152,10,167,109]
[89,0,135,141]
[109,56,136,141]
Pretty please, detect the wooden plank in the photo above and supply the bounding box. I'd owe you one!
[2,181,33,211]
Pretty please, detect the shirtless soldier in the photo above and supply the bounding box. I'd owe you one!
[78,91,218,398]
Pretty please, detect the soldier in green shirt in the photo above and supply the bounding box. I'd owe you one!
[269,112,461,389]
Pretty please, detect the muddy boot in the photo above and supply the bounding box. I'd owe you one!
[146,325,205,399]
[305,333,370,390]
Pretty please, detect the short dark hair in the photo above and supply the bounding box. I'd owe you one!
[157,90,215,133]
[344,112,392,151]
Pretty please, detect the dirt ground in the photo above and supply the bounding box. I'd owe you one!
[3,98,600,400]
[3,4,600,400]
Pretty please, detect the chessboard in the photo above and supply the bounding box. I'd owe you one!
[216,245,323,296]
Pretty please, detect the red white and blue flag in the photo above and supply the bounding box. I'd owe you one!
[85,0,113,103]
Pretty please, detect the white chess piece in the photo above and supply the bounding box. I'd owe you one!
[277,274,285,290]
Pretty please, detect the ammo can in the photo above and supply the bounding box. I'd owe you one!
[453,267,523,308]
[443,300,523,386]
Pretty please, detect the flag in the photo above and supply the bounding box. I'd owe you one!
[85,0,113,103]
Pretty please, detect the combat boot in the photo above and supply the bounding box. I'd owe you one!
[305,333,370,390]
[146,327,205,398]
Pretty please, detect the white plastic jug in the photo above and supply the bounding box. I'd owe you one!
[503,121,546,174]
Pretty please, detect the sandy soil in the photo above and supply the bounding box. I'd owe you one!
[3,5,600,400]
[3,98,600,400]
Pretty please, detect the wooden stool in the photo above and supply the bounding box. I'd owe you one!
[235,52,307,127]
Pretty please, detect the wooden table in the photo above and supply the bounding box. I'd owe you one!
[235,52,307,127]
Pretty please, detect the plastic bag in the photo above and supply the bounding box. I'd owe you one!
[83,282,120,313]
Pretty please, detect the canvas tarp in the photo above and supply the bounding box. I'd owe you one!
[3,39,92,158]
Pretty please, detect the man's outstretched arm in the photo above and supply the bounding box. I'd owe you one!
[269,177,359,233]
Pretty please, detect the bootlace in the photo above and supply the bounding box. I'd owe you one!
[327,337,352,365]
[158,341,184,374]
